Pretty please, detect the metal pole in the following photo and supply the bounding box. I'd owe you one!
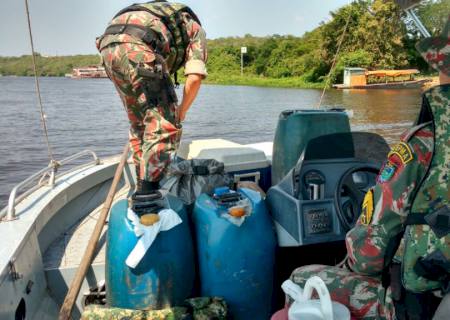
[24,0,55,161]
[241,52,244,76]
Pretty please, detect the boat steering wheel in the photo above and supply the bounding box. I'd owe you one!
[334,165,380,232]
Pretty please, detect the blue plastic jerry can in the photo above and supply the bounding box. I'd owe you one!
[106,194,195,310]
[193,188,277,319]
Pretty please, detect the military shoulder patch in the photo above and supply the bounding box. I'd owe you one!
[388,142,414,165]
[378,161,397,184]
[360,189,374,226]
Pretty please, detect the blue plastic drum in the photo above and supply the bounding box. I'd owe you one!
[193,188,277,319]
[106,195,195,310]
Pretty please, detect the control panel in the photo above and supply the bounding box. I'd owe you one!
[303,170,326,200]
[305,207,333,235]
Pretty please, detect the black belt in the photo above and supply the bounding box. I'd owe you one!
[406,206,450,238]
[103,23,164,53]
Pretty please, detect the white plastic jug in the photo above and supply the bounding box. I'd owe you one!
[282,277,350,320]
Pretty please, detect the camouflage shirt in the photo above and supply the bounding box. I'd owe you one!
[346,84,449,285]
[416,15,449,77]
[346,113,433,275]
[97,10,208,77]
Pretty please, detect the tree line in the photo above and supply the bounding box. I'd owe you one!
[0,0,447,86]
[207,0,447,84]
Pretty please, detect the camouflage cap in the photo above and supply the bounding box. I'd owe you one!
[416,15,450,76]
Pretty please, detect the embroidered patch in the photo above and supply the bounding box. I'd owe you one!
[388,142,413,164]
[378,161,397,183]
[360,189,374,226]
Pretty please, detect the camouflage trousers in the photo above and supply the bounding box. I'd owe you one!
[100,43,182,182]
[289,265,395,320]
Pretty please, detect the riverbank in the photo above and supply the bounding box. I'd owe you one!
[204,74,325,89]
[0,73,325,89]
[3,74,440,90]
[0,55,325,89]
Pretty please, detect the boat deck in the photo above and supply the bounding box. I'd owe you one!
[43,187,129,270]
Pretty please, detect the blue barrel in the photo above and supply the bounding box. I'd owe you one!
[193,188,277,319]
[106,195,195,310]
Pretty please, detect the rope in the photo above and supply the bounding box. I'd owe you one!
[317,4,353,108]
[24,0,55,161]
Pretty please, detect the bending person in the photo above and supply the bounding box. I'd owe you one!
[96,1,207,208]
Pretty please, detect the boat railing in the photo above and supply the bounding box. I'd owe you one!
[1,150,100,222]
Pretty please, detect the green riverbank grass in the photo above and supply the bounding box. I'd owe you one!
[205,74,325,89]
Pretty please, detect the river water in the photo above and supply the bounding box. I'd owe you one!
[0,77,422,208]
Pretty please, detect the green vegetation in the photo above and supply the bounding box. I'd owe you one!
[205,0,444,87]
[204,74,324,89]
[0,54,101,77]
[0,0,445,88]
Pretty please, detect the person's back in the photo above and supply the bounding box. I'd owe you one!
[97,1,206,77]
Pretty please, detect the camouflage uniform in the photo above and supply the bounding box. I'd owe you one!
[289,17,450,320]
[81,306,189,320]
[81,297,227,320]
[416,14,450,77]
[290,265,394,319]
[96,2,207,182]
[290,120,434,320]
[185,297,228,320]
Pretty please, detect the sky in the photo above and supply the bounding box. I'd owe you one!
[0,0,349,57]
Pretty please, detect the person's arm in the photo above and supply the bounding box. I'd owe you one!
[178,74,202,122]
[440,71,450,85]
[178,15,207,122]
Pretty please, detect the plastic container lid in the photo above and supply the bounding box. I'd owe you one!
[178,139,269,172]
[282,277,350,320]
[214,186,231,197]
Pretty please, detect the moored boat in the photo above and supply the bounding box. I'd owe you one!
[70,66,108,79]
[333,68,431,89]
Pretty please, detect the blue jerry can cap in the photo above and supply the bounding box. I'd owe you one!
[214,186,231,197]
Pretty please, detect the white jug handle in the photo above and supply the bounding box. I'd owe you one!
[281,279,304,302]
[303,276,334,320]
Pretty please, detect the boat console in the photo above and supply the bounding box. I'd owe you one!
[271,109,351,185]
[267,131,390,246]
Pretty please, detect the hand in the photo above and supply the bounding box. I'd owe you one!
[179,110,186,122]
[177,105,186,122]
